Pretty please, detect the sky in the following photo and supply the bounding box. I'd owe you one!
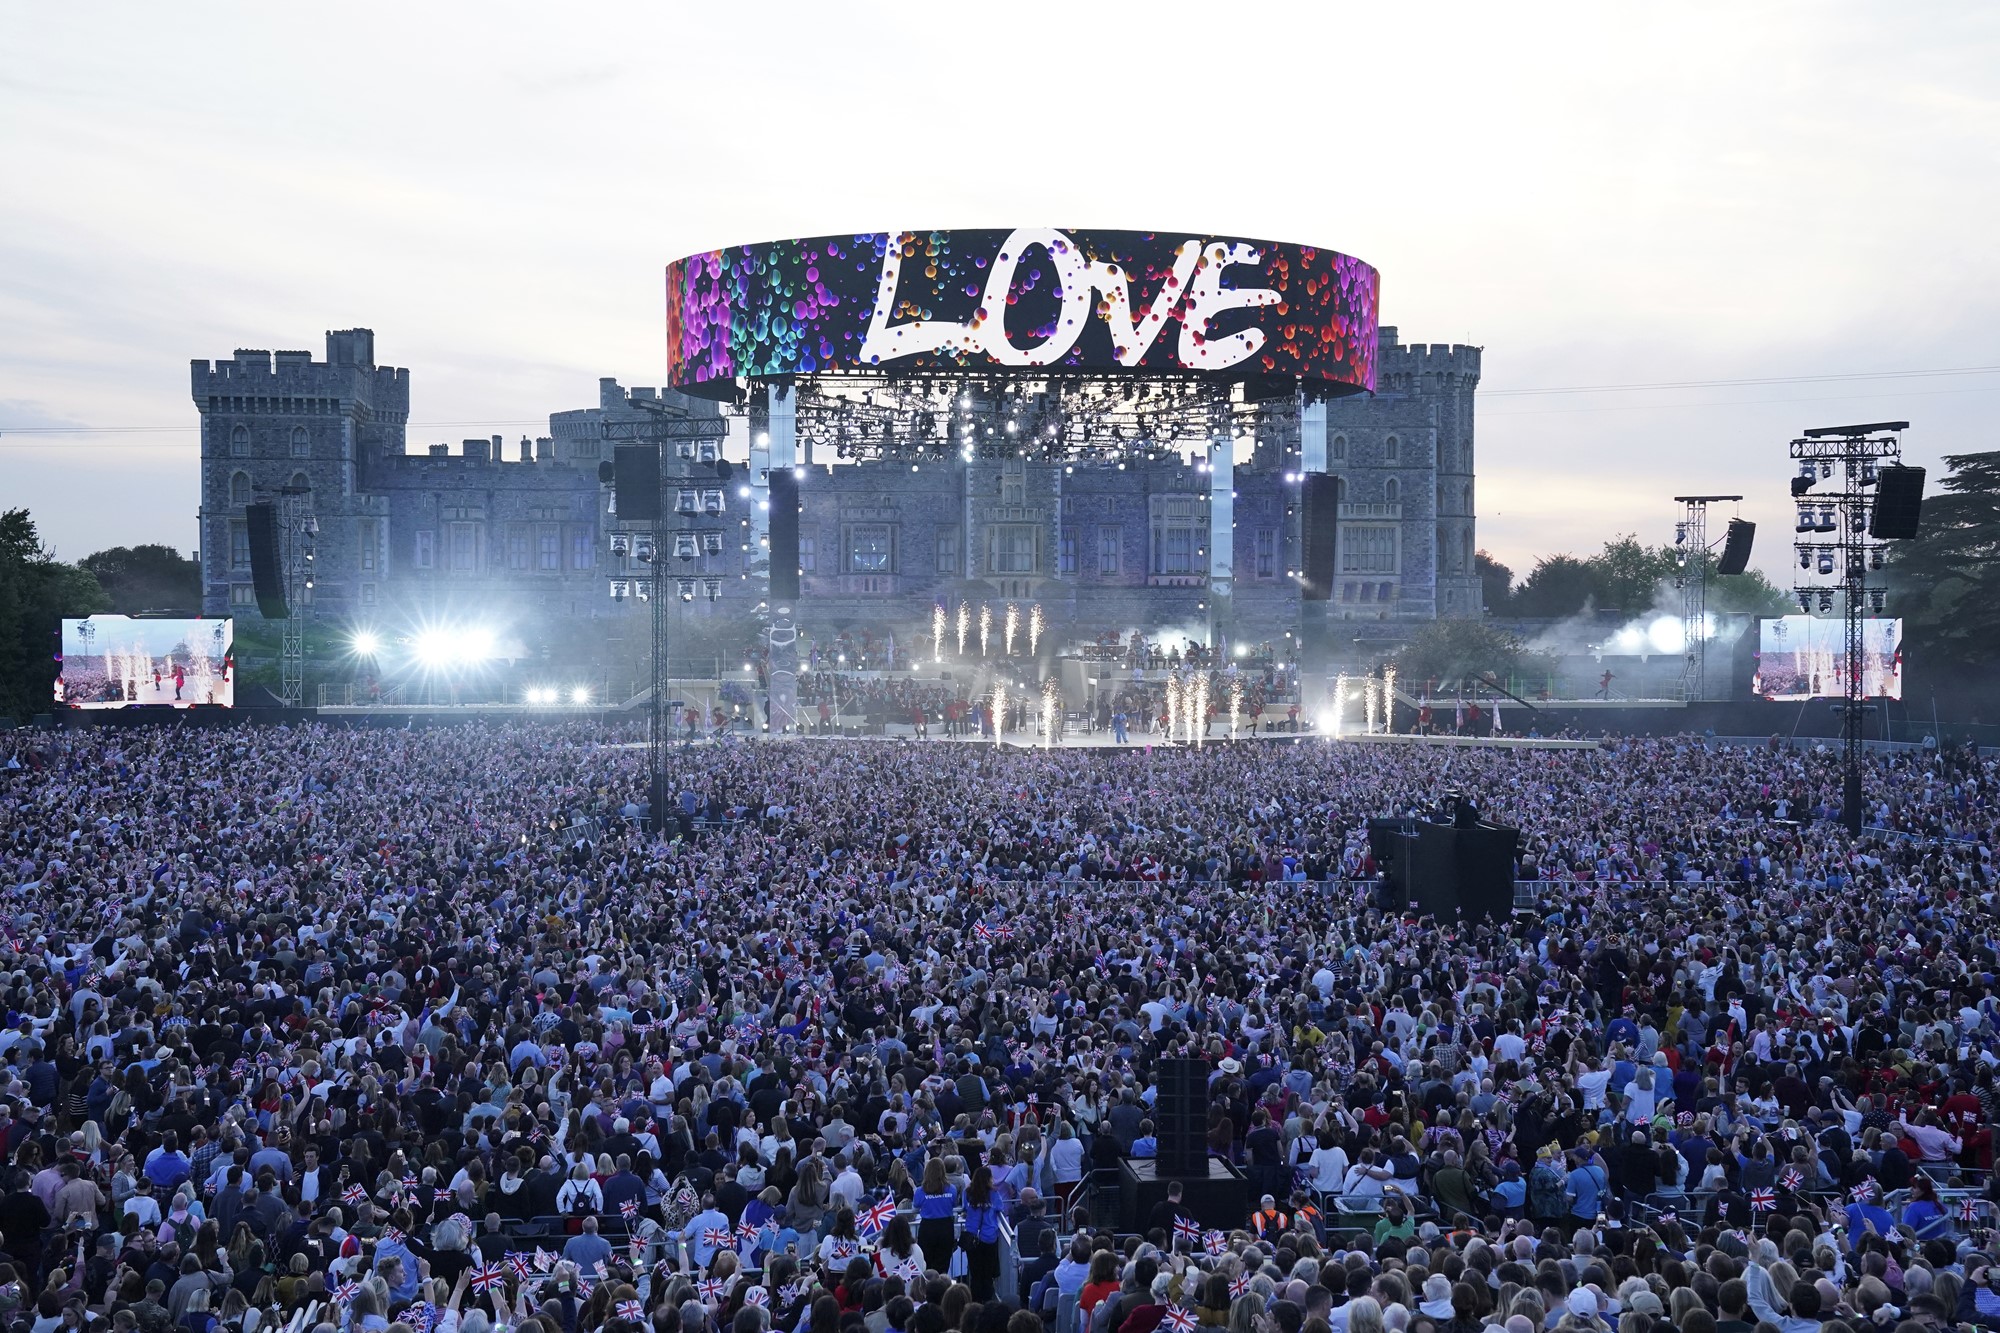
[2,2,1997,587]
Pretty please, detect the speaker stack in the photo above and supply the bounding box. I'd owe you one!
[1154,1058,1207,1175]
[1715,519,1756,576]
[767,468,801,604]
[243,502,288,620]
[1869,465,1925,540]
[1300,473,1340,602]
[612,444,662,522]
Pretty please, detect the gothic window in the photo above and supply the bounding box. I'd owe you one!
[1385,478,1400,504]
[990,525,1037,574]
[289,471,309,492]
[847,525,894,573]
[229,471,251,505]
[934,526,959,575]
[290,426,309,458]
[230,425,250,458]
[1341,526,1398,574]
[1385,435,1400,463]
[1331,434,1347,463]
[1097,525,1122,576]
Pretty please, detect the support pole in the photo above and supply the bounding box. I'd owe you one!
[767,381,799,735]
[1206,390,1233,658]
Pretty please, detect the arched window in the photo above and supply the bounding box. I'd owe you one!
[1385,434,1400,462]
[289,471,310,492]
[290,426,309,457]
[1385,477,1399,504]
[229,471,251,505]
[230,425,250,457]
[1331,434,1347,462]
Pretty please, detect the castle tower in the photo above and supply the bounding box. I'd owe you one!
[192,330,408,618]
[1368,327,1483,618]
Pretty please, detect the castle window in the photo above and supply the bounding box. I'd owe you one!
[798,536,816,573]
[229,471,251,506]
[1060,528,1077,576]
[1385,435,1400,462]
[990,524,1037,575]
[413,530,435,570]
[847,524,894,574]
[290,426,309,458]
[934,526,959,576]
[538,525,561,572]
[1097,525,1122,576]
[359,583,377,606]
[230,585,255,607]
[358,520,379,573]
[289,472,309,492]
[506,524,532,571]
[229,522,250,571]
[448,523,478,573]
[1149,496,1201,575]
[1341,525,1398,575]
[230,425,250,458]
[1385,478,1400,504]
[1256,529,1276,578]
[1331,434,1346,463]
[569,527,595,571]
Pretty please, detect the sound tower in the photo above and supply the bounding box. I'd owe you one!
[1869,465,1925,540]
[1153,1058,1207,1175]
[1715,519,1756,576]
[1407,819,1521,922]
[243,502,288,620]
[767,467,800,603]
[613,445,662,522]
[1300,473,1340,602]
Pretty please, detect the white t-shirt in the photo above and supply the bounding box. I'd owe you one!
[1575,1068,1613,1110]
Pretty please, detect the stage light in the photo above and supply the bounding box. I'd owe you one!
[415,631,455,668]
[1818,552,1835,575]
[524,687,550,705]
[1646,617,1684,655]
[350,631,381,656]
[1819,591,1834,612]
[1233,644,1247,657]
[569,686,591,705]
[460,628,496,663]
[1798,593,1812,612]
[738,485,751,498]
[1799,550,1812,570]
[1675,524,1687,545]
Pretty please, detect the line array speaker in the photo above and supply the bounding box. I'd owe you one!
[244,502,288,620]
[1715,518,1756,576]
[1869,465,1925,540]
[1300,473,1340,602]
[613,444,662,522]
[768,468,800,604]
[1154,1057,1208,1175]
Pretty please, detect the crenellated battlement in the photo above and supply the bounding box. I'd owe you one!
[190,329,409,413]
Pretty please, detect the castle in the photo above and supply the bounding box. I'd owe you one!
[194,327,1480,664]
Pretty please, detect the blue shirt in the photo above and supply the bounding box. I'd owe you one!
[1566,1161,1607,1220]
[1131,1135,1158,1158]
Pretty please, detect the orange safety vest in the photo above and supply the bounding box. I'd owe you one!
[1251,1208,1289,1236]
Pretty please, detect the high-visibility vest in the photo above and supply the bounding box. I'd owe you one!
[1251,1208,1289,1236]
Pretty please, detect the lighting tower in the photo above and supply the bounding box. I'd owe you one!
[1671,495,1741,702]
[1789,421,1906,836]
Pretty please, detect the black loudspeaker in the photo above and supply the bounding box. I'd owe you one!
[1154,1058,1208,1176]
[244,502,288,620]
[1869,465,1925,539]
[1366,818,1416,909]
[1409,819,1521,922]
[613,445,662,521]
[1300,473,1339,602]
[767,468,800,604]
[1715,519,1755,576]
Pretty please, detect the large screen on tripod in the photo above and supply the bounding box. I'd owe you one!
[1755,616,1902,701]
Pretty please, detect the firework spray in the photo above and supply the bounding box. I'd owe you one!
[1029,604,1043,656]
[1042,676,1062,747]
[980,604,992,657]
[1230,676,1243,739]
[992,682,1006,743]
[1004,603,1020,656]
[1365,678,1380,734]
[957,601,970,656]
[1382,665,1397,734]
[1164,675,1182,744]
[1193,673,1210,749]
[1333,672,1348,738]
[932,604,945,663]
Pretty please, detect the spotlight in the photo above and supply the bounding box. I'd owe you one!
[570,686,591,705]
[350,631,381,656]
[415,630,454,668]
[1675,524,1687,545]
[1798,592,1812,613]
[1818,552,1835,575]
[1819,591,1834,613]
[1869,590,1886,613]
[1799,550,1812,570]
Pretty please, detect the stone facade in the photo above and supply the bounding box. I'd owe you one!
[195,325,1479,659]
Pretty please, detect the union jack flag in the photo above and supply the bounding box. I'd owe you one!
[778,1283,804,1306]
[1963,1198,1982,1223]
[701,1227,734,1250]
[621,1199,640,1221]
[859,1197,897,1238]
[828,1239,859,1261]
[1851,1179,1878,1202]
[1203,1231,1228,1256]
[1779,1167,1805,1192]
[401,1175,419,1193]
[617,1301,645,1322]
[1230,1273,1253,1299]
[1172,1216,1201,1244]
[698,1277,729,1305]
[506,1252,533,1281]
[435,1188,456,1202]
[381,1227,405,1245]
[342,1185,367,1205]
[333,1282,360,1305]
[743,1288,770,1308]
[471,1266,507,1295]
[534,1250,556,1272]
[1656,1208,1677,1227]
[974,922,993,941]
[1749,1188,1776,1213]
[1164,1310,1198,1333]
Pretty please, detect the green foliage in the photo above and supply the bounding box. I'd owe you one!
[1593,535,1681,615]
[0,509,109,720]
[1395,617,1550,688]
[1474,550,1514,613]
[79,544,201,615]
[1510,554,1601,619]
[1708,568,1793,616]
[1885,450,2000,678]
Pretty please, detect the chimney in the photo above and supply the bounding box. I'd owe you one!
[519,436,533,463]
[535,436,554,462]
[428,443,449,457]
[462,438,490,463]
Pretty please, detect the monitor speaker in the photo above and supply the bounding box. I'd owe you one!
[1869,465,1925,540]
[1300,473,1340,602]
[613,445,662,521]
[244,502,288,620]
[1154,1058,1208,1175]
[1715,519,1756,576]
[768,468,801,604]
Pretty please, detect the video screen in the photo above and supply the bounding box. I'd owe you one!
[57,616,234,708]
[1755,615,1902,701]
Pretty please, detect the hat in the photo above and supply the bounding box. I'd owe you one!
[1626,1292,1663,1317]
[1566,1290,1600,1320]
[1218,1057,1242,1075]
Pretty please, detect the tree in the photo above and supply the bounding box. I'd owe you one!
[79,544,201,615]
[1395,618,1550,691]
[1473,550,1513,614]
[1510,554,1602,619]
[0,509,109,721]
[1708,568,1793,617]
[1591,535,1681,616]
[1884,450,2000,684]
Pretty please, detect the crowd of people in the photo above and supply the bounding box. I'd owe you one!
[0,723,1995,1333]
